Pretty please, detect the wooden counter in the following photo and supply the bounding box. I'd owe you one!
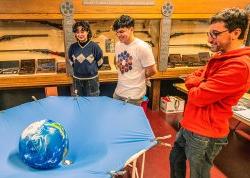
[0,71,115,90]
[173,83,188,94]
[0,67,199,111]
[174,83,250,100]
[0,67,199,89]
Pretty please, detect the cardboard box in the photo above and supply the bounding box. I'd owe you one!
[160,96,185,113]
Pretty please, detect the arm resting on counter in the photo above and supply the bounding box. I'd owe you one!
[145,64,157,78]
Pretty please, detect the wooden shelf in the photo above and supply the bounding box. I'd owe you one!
[173,83,188,93]
[0,72,119,90]
[152,67,200,79]
[0,74,115,90]
[0,74,72,89]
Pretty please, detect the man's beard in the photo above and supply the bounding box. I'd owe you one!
[210,45,218,52]
[210,44,225,53]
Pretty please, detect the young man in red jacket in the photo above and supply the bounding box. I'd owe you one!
[170,8,250,178]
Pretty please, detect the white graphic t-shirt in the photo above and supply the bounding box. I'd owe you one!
[114,38,155,99]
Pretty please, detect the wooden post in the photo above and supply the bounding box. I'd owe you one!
[151,79,161,111]
[158,0,173,71]
[60,0,75,75]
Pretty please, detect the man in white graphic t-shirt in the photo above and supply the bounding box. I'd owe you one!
[112,15,157,105]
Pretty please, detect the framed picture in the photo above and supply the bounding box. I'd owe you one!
[0,60,19,74]
[19,59,35,74]
[36,58,56,73]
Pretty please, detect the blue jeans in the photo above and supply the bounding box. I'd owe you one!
[73,77,100,96]
[170,128,228,178]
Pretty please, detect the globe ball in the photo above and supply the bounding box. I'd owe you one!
[19,119,69,169]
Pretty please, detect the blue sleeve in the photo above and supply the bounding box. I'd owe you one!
[93,43,103,68]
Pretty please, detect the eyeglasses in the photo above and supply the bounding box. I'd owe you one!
[207,30,228,39]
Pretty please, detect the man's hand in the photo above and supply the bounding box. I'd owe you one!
[145,64,157,78]
[185,75,204,90]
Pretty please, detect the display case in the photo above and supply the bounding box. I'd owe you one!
[0,20,65,75]
[0,19,160,75]
[0,17,213,88]
[85,19,161,73]
[168,19,211,68]
[3,17,249,77]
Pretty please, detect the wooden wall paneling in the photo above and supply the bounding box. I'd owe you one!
[0,0,249,20]
[0,0,163,19]
[172,0,249,14]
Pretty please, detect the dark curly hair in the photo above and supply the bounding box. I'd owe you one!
[210,8,248,39]
[72,21,92,40]
[112,15,135,31]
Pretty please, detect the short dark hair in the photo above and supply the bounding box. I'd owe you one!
[210,8,248,39]
[112,15,135,31]
[72,21,92,40]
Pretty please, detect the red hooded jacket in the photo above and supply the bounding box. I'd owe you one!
[180,47,250,138]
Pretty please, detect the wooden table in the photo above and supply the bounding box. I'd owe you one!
[173,83,188,94]
[173,82,250,127]
[233,93,250,127]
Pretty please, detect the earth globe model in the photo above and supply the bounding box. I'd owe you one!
[19,119,69,169]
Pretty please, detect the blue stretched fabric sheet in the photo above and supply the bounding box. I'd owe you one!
[0,96,156,178]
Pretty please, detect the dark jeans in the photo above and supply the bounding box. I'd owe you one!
[73,77,100,96]
[170,128,228,178]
